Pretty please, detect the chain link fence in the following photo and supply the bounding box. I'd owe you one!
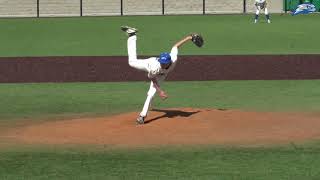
[0,0,283,17]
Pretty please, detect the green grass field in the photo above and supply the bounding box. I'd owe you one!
[1,80,320,179]
[1,145,320,180]
[0,14,319,57]
[1,14,320,179]
[1,80,320,122]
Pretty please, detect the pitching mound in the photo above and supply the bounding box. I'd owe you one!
[3,108,320,146]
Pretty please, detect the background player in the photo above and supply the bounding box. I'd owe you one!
[254,0,271,23]
[121,26,203,125]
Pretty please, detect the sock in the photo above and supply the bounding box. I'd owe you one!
[255,14,259,23]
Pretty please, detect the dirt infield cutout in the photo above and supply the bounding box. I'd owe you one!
[2,108,320,147]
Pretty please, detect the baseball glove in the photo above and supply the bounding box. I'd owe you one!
[191,33,204,47]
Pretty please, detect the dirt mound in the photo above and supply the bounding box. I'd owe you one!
[3,108,320,146]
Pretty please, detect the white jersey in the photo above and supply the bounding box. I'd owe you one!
[146,47,178,79]
[255,0,267,9]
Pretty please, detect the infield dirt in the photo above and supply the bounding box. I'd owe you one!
[2,108,320,147]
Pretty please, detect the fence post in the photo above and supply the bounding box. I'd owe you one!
[80,0,83,16]
[284,0,287,13]
[162,0,165,15]
[243,0,246,13]
[203,0,205,14]
[37,0,40,17]
[121,0,123,15]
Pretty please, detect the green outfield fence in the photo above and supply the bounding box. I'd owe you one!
[0,0,284,17]
[284,0,320,12]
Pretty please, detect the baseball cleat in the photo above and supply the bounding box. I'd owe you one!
[136,116,145,125]
[121,26,138,36]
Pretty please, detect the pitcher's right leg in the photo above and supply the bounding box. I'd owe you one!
[137,81,157,125]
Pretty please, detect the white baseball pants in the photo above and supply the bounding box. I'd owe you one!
[127,35,149,72]
[256,7,269,15]
[127,35,159,117]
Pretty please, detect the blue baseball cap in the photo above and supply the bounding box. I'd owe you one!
[158,52,172,64]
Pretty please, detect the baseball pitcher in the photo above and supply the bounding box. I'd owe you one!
[255,0,271,23]
[121,26,203,124]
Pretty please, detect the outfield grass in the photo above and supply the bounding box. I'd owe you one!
[1,80,320,122]
[0,14,319,57]
[1,145,320,180]
[1,14,320,179]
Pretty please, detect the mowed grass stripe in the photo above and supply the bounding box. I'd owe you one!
[0,14,319,57]
[1,80,320,122]
[1,145,320,179]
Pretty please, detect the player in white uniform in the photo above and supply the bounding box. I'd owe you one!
[121,26,193,124]
[254,0,271,23]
